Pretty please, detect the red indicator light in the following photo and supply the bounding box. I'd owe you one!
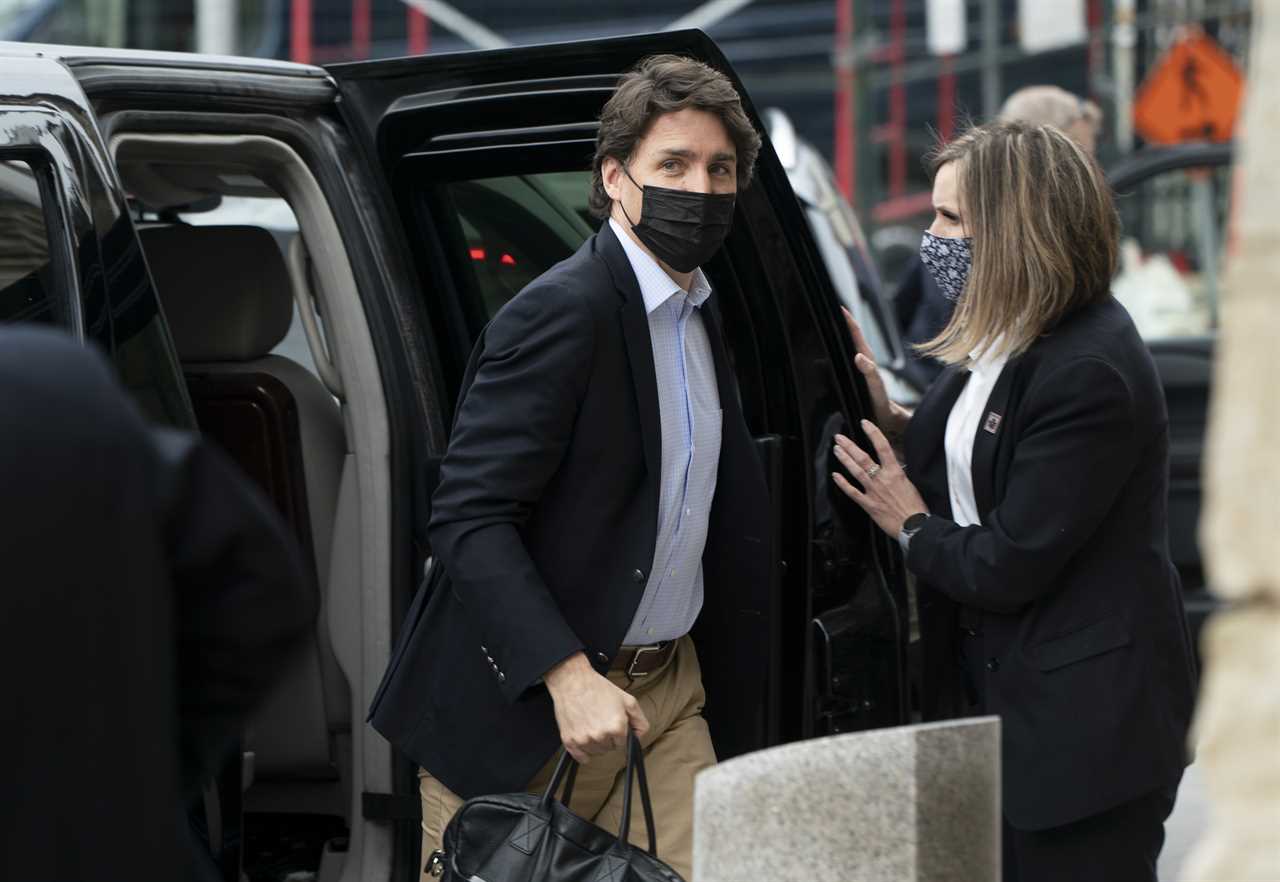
[500,253,516,266]
[469,248,486,260]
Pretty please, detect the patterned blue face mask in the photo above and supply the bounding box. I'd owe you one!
[920,231,973,302]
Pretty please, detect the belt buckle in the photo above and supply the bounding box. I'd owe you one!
[627,644,662,679]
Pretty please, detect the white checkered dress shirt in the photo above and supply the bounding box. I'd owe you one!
[609,219,722,645]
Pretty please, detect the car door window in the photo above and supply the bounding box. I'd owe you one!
[439,171,596,325]
[1113,163,1231,340]
[0,159,70,326]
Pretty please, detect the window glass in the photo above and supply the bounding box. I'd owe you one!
[441,172,596,321]
[178,194,326,382]
[0,159,64,326]
[1113,163,1231,340]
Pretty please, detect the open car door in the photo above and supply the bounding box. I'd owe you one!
[1109,142,1233,660]
[327,30,910,763]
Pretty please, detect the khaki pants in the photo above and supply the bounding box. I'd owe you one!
[419,635,714,881]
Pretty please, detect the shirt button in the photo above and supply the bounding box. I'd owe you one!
[685,508,691,516]
[632,569,645,583]
[647,628,655,636]
[986,658,1000,672]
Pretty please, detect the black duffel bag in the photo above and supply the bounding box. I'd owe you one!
[425,732,685,881]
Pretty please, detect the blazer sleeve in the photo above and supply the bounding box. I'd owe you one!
[907,356,1139,614]
[428,281,596,703]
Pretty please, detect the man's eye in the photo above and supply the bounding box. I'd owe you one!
[662,160,681,172]
[711,164,731,176]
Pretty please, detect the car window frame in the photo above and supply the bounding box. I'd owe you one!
[0,114,83,333]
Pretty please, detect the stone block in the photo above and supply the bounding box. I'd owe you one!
[693,717,1000,882]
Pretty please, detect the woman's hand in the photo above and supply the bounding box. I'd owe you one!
[843,307,911,441]
[832,420,929,538]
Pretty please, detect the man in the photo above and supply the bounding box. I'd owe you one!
[998,85,1103,155]
[896,85,1104,387]
[368,55,772,880]
[0,327,313,881]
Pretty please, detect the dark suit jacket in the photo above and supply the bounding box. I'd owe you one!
[903,296,1197,831]
[0,328,312,882]
[370,222,772,799]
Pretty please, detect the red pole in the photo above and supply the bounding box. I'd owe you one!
[888,0,906,198]
[1086,0,1104,96]
[834,0,855,200]
[937,54,956,142]
[353,0,372,59]
[291,0,312,64]
[408,6,430,55]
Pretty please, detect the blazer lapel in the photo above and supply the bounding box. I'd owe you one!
[598,222,662,479]
[970,358,1018,522]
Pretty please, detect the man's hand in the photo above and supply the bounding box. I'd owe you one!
[544,652,649,763]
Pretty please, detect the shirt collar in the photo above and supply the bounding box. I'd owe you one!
[609,218,712,315]
[968,334,1010,376]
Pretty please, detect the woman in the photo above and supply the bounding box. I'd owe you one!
[833,121,1197,882]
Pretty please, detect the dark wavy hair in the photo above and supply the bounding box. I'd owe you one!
[588,54,761,218]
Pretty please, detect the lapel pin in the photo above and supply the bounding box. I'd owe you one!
[983,412,1002,434]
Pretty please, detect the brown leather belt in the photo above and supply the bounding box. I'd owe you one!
[610,641,677,678]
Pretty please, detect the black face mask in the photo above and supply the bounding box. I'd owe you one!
[619,166,736,273]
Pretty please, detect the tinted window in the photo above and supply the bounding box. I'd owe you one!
[441,171,596,323]
[1113,163,1231,340]
[0,159,66,326]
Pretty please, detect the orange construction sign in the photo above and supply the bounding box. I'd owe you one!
[1133,30,1244,145]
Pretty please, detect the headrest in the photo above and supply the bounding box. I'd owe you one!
[140,225,294,362]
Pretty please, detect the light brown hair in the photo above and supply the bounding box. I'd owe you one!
[918,120,1120,365]
[589,54,761,218]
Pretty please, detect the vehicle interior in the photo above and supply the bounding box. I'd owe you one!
[107,130,393,882]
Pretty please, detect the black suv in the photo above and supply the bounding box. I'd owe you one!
[0,32,905,882]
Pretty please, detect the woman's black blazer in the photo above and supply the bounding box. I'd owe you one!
[903,295,1197,831]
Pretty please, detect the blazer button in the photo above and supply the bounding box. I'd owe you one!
[632,569,646,583]
[480,645,488,653]
[986,658,1000,672]
[595,651,610,665]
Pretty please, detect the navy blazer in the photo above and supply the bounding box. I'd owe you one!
[369,222,773,799]
[904,295,1197,830]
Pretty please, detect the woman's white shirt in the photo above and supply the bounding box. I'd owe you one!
[943,344,1010,527]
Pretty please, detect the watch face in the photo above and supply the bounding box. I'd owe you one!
[904,513,930,532]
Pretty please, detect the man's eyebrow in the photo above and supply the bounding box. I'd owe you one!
[654,147,738,162]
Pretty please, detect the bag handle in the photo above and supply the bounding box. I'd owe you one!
[538,733,658,857]
[538,748,580,811]
[617,731,658,857]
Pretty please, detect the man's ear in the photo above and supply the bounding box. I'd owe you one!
[602,156,624,203]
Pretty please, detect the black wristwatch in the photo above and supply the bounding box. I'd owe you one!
[898,512,930,553]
